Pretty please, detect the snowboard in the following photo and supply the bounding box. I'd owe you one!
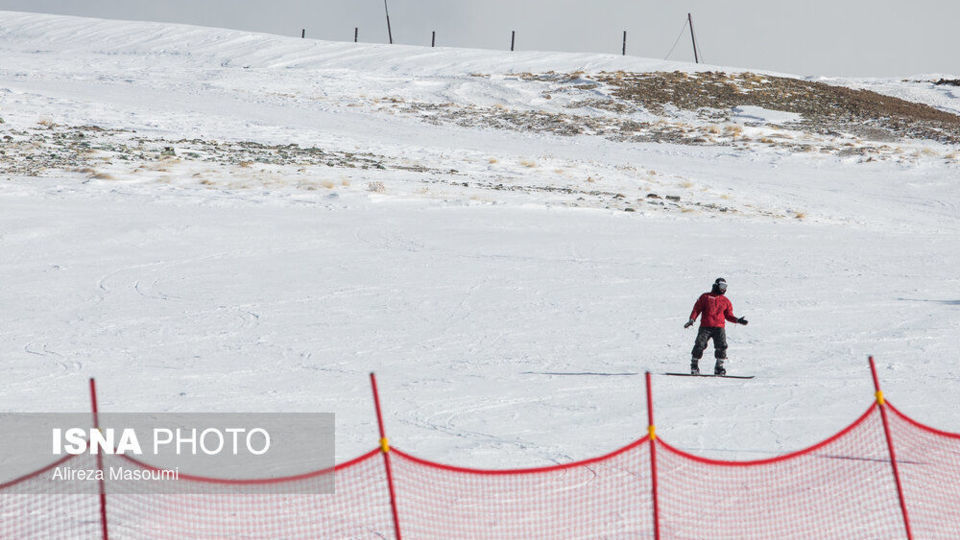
[665,372,754,379]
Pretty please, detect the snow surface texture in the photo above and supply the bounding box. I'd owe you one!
[1,11,959,470]
[730,105,802,126]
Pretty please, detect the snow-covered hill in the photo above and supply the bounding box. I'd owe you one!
[1,10,959,468]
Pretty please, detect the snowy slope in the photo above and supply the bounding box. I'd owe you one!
[1,11,959,470]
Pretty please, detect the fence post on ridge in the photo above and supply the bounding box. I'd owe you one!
[370,373,403,539]
[645,372,661,540]
[687,13,699,64]
[383,0,394,44]
[869,357,913,540]
[89,378,109,540]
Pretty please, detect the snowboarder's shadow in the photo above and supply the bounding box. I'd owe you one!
[897,298,960,306]
[521,371,639,377]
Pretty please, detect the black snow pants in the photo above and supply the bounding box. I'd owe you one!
[691,326,727,360]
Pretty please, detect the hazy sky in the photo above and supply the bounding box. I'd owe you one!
[0,0,955,77]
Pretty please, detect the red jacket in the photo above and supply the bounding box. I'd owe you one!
[690,292,739,328]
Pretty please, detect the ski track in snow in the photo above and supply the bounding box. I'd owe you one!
[0,11,959,469]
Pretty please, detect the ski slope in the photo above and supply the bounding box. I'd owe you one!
[1,11,959,471]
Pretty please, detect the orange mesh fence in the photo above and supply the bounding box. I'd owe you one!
[886,401,960,538]
[4,398,960,538]
[391,439,652,539]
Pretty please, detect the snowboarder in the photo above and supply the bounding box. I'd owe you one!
[684,277,748,375]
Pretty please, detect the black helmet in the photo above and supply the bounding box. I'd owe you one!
[712,277,727,294]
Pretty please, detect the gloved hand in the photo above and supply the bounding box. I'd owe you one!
[684,319,695,328]
[737,317,749,325]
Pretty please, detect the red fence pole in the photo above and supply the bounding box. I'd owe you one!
[869,357,913,540]
[89,378,109,540]
[645,372,660,540]
[370,373,403,539]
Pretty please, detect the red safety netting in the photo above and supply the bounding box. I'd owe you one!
[391,439,652,539]
[886,401,960,539]
[0,450,395,539]
[656,404,905,539]
[105,449,394,539]
[0,452,101,539]
[3,399,960,538]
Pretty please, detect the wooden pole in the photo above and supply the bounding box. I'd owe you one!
[90,378,109,540]
[687,13,699,63]
[432,31,436,47]
[869,357,914,540]
[622,30,627,56]
[383,0,394,44]
[510,30,516,52]
[370,373,402,539]
[646,372,660,540]
[354,27,358,43]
